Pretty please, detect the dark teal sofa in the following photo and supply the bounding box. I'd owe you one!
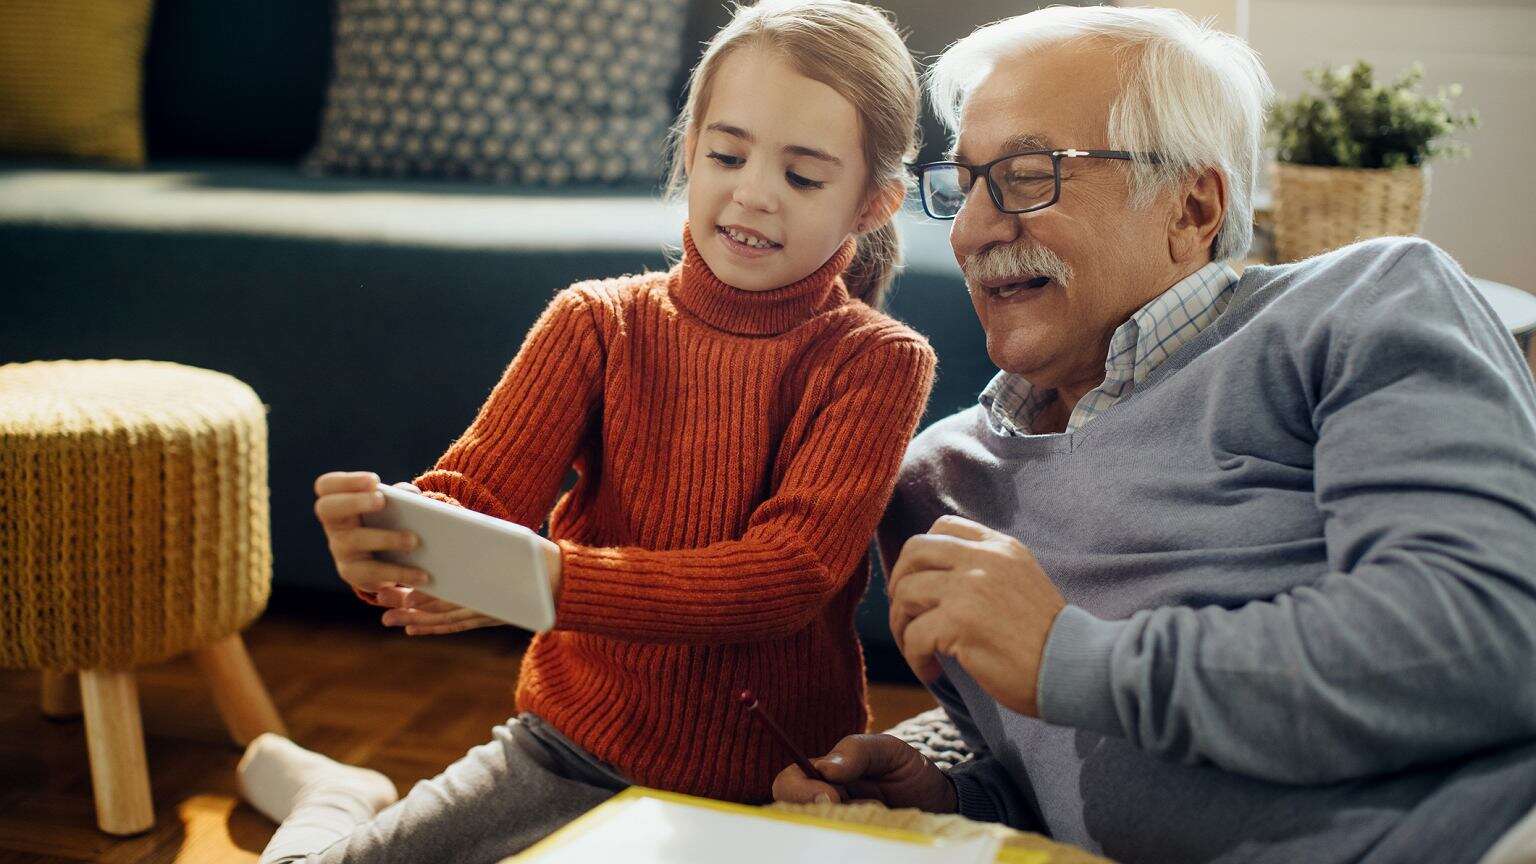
[0,0,1027,658]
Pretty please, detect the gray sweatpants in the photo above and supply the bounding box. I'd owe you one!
[261,714,626,864]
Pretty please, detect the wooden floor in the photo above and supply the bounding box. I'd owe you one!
[0,592,937,863]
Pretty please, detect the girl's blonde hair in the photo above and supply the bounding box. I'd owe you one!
[665,0,920,309]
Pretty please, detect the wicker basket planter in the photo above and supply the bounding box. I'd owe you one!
[1271,161,1430,262]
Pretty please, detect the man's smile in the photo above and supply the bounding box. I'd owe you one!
[981,275,1054,298]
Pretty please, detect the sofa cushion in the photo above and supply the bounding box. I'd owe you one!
[306,0,688,186]
[0,160,988,424]
[0,163,686,250]
[0,162,991,640]
[0,0,156,167]
[0,161,969,272]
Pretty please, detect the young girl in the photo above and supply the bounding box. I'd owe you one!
[239,2,933,861]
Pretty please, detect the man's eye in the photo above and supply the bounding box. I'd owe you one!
[707,151,743,167]
[1004,172,1054,188]
[787,171,825,190]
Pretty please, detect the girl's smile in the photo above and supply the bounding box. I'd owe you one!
[686,47,871,292]
[717,224,783,258]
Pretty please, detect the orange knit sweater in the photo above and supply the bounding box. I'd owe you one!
[408,228,935,802]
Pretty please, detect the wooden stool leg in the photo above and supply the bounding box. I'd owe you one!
[41,669,82,719]
[192,633,287,746]
[78,668,155,835]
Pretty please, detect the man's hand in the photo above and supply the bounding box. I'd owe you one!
[772,734,957,813]
[888,515,1067,717]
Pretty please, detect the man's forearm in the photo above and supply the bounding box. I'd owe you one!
[1038,582,1536,785]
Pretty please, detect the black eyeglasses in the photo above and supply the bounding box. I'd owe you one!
[914,149,1162,220]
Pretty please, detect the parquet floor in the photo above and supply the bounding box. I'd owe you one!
[0,591,936,862]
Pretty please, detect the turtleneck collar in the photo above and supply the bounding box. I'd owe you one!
[669,224,858,337]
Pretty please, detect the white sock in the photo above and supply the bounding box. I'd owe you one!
[238,733,398,824]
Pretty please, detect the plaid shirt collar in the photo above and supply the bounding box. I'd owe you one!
[981,259,1241,437]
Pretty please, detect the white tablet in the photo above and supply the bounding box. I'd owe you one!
[359,483,555,632]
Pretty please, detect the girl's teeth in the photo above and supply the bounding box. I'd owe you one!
[725,227,772,249]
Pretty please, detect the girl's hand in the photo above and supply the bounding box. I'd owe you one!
[314,471,427,595]
[375,588,504,635]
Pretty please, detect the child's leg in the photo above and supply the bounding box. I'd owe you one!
[248,717,622,864]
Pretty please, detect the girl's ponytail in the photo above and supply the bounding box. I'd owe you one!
[845,221,902,311]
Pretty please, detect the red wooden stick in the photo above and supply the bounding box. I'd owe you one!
[739,689,829,784]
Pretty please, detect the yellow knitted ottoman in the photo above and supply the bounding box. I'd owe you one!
[0,359,287,835]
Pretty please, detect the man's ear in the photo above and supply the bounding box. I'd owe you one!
[1168,167,1227,264]
[855,179,907,235]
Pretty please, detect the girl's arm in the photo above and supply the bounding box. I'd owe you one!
[350,287,605,614]
[411,287,606,523]
[552,335,935,644]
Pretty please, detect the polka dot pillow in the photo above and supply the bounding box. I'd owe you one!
[306,0,687,186]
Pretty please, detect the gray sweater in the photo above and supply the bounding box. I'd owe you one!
[880,238,1536,864]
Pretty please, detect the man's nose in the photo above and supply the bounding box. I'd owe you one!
[732,167,779,214]
[949,180,1021,264]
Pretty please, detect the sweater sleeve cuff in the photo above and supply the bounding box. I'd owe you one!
[948,766,1002,824]
[549,540,623,630]
[412,470,512,521]
[1037,604,1124,737]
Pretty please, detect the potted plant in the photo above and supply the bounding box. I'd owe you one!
[1267,60,1477,262]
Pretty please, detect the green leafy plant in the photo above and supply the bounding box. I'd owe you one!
[1268,61,1478,169]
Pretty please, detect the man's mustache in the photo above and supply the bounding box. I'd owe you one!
[962,241,1073,290]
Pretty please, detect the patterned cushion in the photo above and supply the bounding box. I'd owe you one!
[884,707,974,771]
[306,0,687,186]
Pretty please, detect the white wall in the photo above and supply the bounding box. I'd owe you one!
[1126,0,1536,291]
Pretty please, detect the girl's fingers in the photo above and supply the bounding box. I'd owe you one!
[383,606,497,635]
[410,617,498,635]
[328,527,418,560]
[382,604,470,627]
[402,593,459,612]
[314,471,379,496]
[374,587,458,612]
[338,558,430,593]
[315,490,385,528]
[373,584,414,607]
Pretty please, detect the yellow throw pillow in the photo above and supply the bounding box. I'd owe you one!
[0,0,155,166]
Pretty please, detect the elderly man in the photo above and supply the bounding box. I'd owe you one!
[773,6,1536,864]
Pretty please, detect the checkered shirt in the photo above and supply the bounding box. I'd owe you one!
[980,260,1241,436]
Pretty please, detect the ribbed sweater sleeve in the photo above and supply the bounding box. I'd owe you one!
[412,287,604,526]
[553,336,935,643]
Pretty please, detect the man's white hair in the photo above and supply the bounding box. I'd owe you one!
[928,5,1274,261]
